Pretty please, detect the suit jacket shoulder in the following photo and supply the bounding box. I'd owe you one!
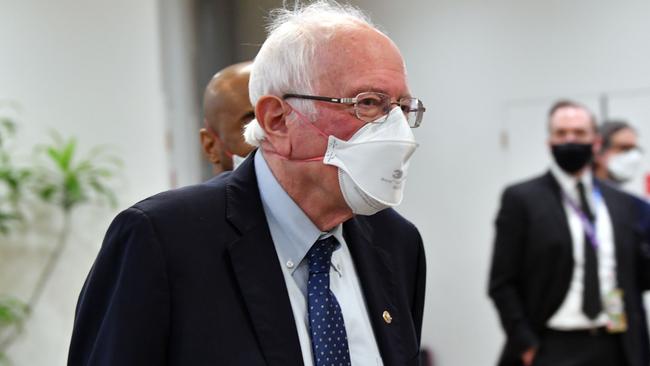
[132,171,231,228]
[501,172,556,203]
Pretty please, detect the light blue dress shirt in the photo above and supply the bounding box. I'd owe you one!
[254,151,383,366]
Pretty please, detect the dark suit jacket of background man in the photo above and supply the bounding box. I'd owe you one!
[67,151,426,366]
[489,172,650,366]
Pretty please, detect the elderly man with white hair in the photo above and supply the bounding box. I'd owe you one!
[68,2,427,366]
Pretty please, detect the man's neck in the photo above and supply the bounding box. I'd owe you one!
[593,165,610,182]
[264,152,353,232]
[572,166,589,179]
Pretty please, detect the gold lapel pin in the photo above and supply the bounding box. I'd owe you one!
[382,310,392,324]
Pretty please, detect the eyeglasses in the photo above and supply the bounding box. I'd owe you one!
[611,144,643,154]
[282,92,426,128]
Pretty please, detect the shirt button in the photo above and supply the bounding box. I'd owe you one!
[286,260,294,269]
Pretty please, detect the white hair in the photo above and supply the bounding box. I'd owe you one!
[244,1,376,146]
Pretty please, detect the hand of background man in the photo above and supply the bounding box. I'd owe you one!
[521,347,537,366]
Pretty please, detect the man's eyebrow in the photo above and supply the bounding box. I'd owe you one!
[346,86,388,96]
[345,86,412,99]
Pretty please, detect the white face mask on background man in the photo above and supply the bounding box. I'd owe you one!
[608,148,643,183]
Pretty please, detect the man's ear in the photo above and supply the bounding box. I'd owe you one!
[255,95,291,155]
[200,126,221,166]
[592,135,603,155]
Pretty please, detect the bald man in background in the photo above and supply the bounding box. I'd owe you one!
[200,61,255,174]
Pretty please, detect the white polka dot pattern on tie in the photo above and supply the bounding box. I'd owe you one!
[307,236,351,366]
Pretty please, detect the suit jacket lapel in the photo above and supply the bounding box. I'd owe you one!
[225,152,304,366]
[344,216,406,366]
[543,171,573,247]
[546,171,573,237]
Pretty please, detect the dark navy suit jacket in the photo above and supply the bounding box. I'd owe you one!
[634,195,650,243]
[67,152,426,366]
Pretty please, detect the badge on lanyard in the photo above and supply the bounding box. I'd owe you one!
[604,288,627,333]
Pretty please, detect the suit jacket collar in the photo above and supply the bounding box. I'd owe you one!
[543,171,573,240]
[546,172,626,243]
[549,163,594,206]
[545,172,631,288]
[252,150,340,276]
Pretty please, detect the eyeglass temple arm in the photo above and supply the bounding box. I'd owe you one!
[282,94,356,104]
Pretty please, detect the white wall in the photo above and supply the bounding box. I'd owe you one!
[0,0,169,364]
[350,1,650,365]
[159,0,204,187]
[3,1,650,365]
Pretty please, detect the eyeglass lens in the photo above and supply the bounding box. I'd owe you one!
[354,92,423,127]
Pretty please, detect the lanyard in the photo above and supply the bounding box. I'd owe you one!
[562,184,602,249]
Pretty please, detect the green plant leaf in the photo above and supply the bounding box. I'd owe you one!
[32,132,121,212]
[60,139,77,171]
[46,147,62,169]
[0,212,20,234]
[0,351,10,366]
[0,118,16,149]
[63,173,85,210]
[0,297,28,326]
[37,185,57,202]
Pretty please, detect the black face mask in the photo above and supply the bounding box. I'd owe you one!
[551,143,594,174]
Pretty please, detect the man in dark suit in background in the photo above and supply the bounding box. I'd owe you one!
[68,2,427,366]
[200,61,255,174]
[489,100,650,366]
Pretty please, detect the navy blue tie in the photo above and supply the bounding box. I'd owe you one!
[307,236,351,366]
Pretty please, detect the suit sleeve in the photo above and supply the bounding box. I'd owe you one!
[488,187,539,358]
[68,207,170,366]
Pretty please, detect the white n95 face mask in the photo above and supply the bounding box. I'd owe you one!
[608,149,643,183]
[323,107,419,215]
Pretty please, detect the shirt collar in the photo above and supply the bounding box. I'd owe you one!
[254,151,342,274]
[549,160,593,200]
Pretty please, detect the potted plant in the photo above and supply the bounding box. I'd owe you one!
[0,116,121,365]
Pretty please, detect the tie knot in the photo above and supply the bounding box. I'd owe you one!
[307,236,338,275]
